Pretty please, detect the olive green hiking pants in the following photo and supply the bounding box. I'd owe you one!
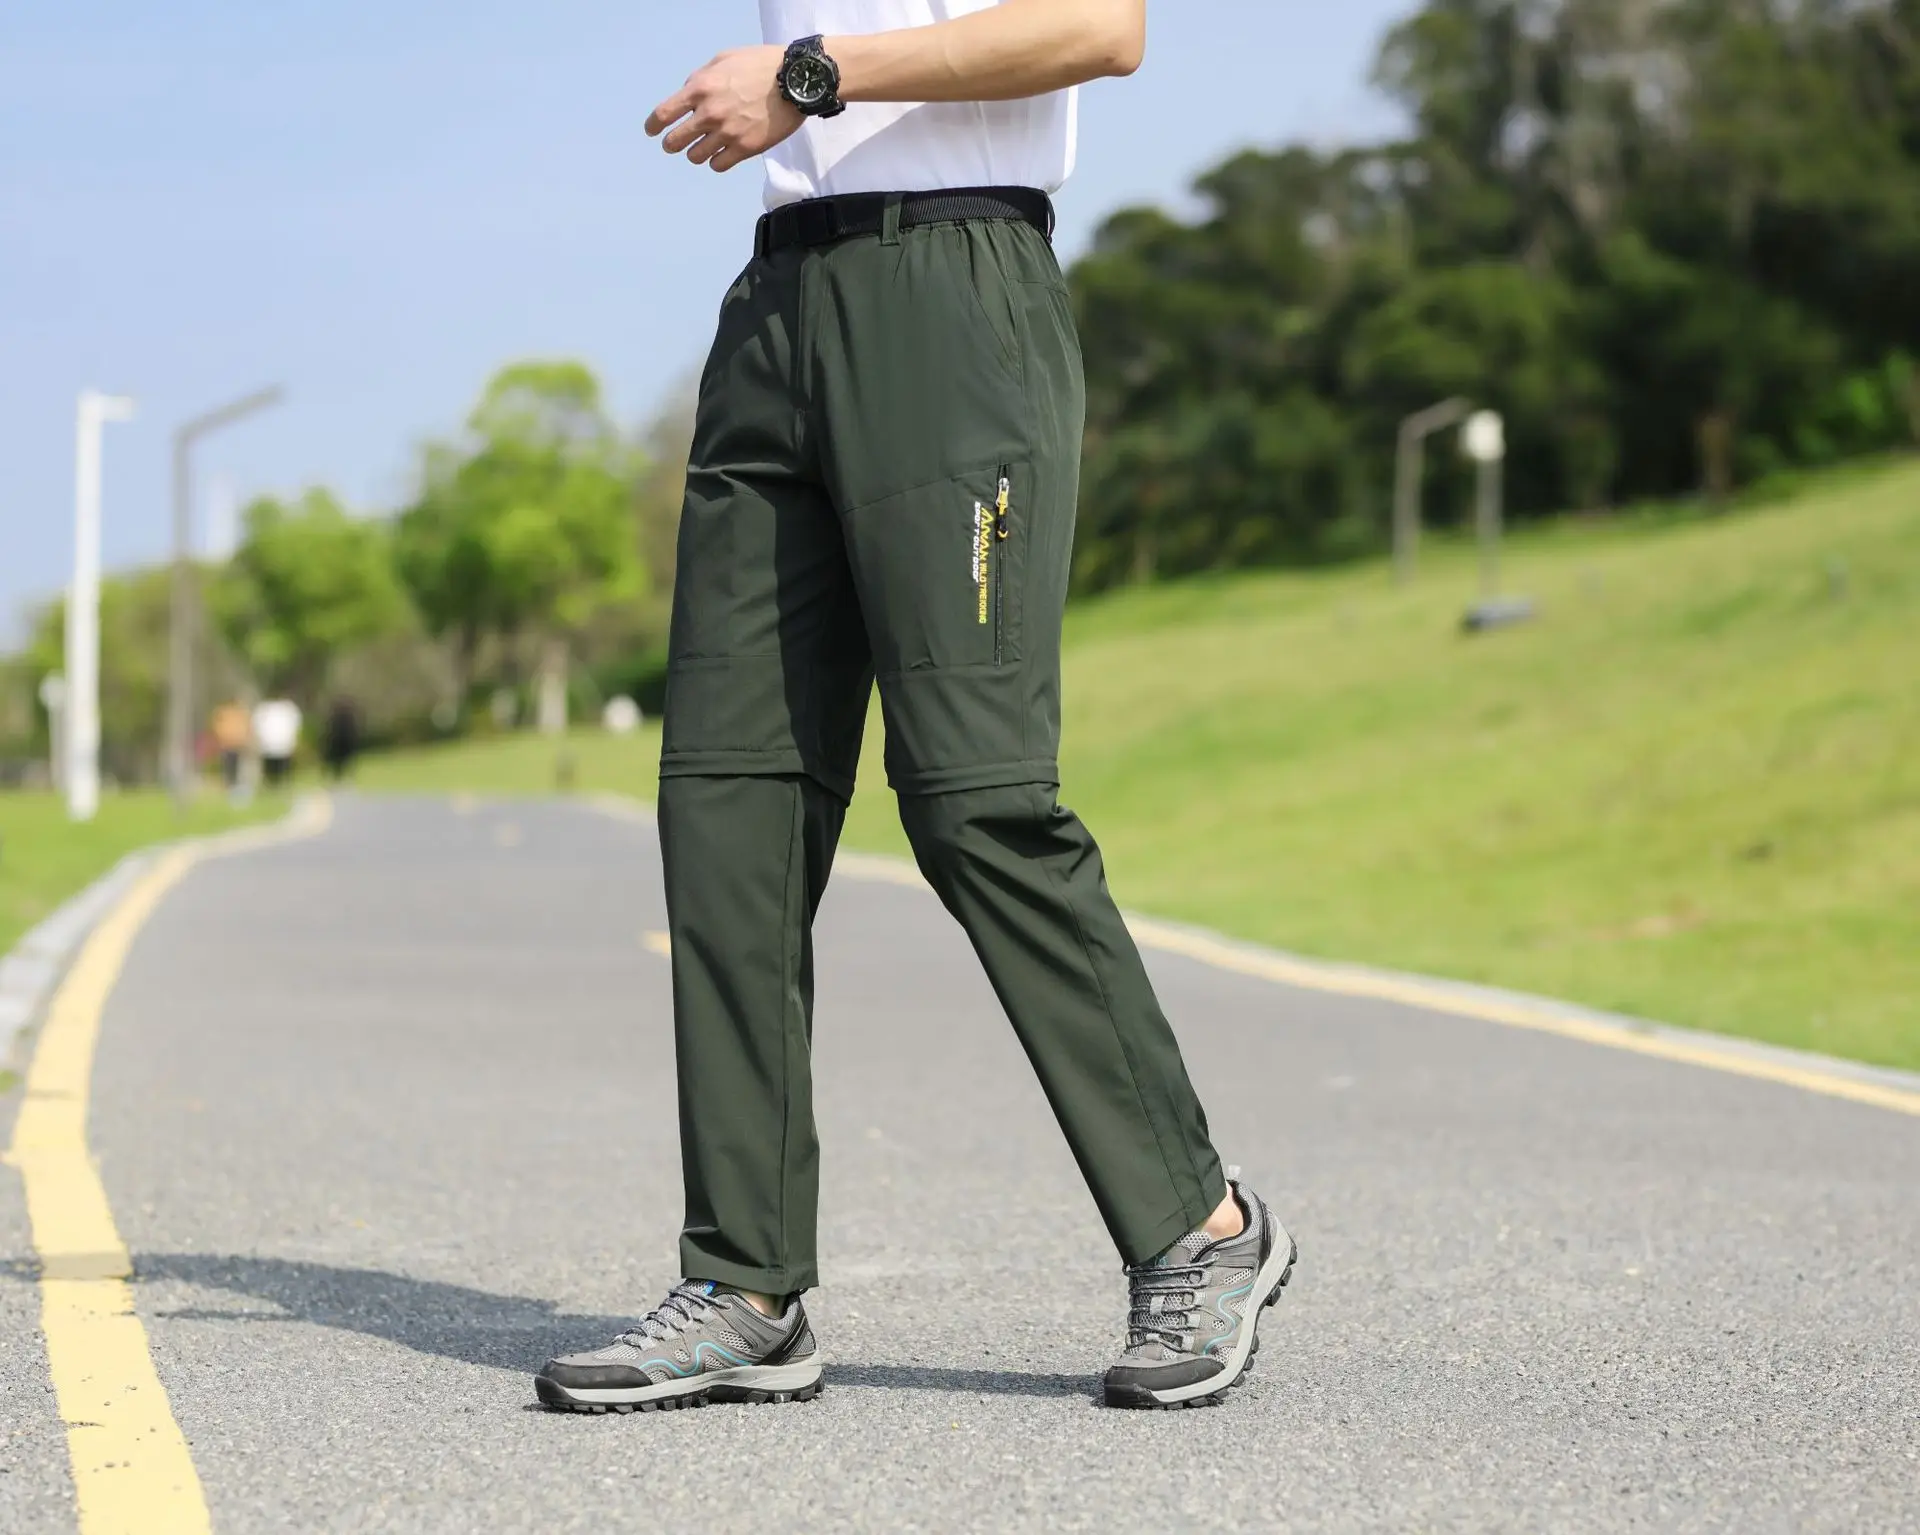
[660,207,1225,1294]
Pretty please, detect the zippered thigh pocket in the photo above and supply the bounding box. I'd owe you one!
[844,460,1029,676]
[973,465,1014,667]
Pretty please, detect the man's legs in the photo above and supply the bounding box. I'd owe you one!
[800,212,1290,1409]
[541,206,1287,1415]
[660,773,845,1294]
[810,215,1227,1262]
[535,248,862,1412]
[655,250,874,1297]
[898,783,1224,1263]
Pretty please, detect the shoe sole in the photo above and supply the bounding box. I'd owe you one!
[534,1360,825,1415]
[1103,1229,1298,1410]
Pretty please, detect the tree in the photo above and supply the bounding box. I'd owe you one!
[1344,261,1610,511]
[210,489,409,706]
[23,565,245,785]
[632,375,698,597]
[1060,0,1920,591]
[394,361,644,725]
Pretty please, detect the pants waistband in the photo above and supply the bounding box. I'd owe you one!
[754,186,1055,258]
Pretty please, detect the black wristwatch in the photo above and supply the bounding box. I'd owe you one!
[778,34,845,119]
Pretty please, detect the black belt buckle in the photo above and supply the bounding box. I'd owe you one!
[793,198,843,248]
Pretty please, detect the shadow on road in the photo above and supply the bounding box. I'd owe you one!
[111,1254,1093,1401]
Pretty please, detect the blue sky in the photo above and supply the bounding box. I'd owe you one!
[0,1,1413,639]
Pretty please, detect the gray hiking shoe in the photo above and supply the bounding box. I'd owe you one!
[1103,1177,1296,1409]
[535,1280,823,1414]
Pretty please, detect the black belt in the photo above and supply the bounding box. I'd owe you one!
[755,185,1054,258]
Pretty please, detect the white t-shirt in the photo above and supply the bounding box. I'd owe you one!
[253,699,302,759]
[759,0,1078,209]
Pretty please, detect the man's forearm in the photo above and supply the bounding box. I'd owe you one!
[645,1,1145,173]
[829,0,1146,104]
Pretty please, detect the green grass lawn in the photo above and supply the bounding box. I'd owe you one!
[0,792,281,959]
[357,459,1920,1071]
[354,730,662,798]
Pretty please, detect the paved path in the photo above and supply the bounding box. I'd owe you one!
[4,797,1917,1533]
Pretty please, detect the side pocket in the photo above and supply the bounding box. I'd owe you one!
[958,225,1023,386]
[846,461,1029,677]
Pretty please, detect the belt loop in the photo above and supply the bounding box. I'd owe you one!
[880,193,904,247]
[754,214,772,261]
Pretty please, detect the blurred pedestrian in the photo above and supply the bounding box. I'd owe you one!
[537,0,1294,1421]
[210,700,252,801]
[252,695,302,789]
[322,696,361,782]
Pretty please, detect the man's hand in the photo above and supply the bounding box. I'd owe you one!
[646,46,803,174]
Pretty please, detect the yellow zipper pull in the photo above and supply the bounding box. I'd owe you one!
[995,475,1011,540]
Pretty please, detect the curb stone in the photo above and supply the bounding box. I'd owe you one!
[0,852,155,1080]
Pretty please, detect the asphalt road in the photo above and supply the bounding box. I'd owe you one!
[4,796,1917,1533]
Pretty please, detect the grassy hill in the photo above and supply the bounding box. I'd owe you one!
[357,460,1920,1071]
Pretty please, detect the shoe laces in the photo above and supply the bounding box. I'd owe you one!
[616,1281,721,1348]
[1124,1238,1213,1353]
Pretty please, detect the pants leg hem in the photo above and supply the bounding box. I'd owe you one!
[1117,1178,1229,1268]
[680,1249,818,1297]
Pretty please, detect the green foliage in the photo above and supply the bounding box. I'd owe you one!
[1,356,667,777]
[210,488,409,702]
[0,656,42,770]
[21,566,243,784]
[1068,0,1920,591]
[394,361,645,704]
[591,642,671,717]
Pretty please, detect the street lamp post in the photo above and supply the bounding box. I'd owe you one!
[1459,409,1535,633]
[68,390,137,822]
[1464,410,1507,600]
[1393,397,1473,583]
[166,386,284,807]
[39,674,68,802]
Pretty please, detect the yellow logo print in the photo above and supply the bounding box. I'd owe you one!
[973,502,992,625]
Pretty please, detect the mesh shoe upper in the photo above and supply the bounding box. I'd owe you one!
[543,1281,813,1390]
[1108,1184,1273,1387]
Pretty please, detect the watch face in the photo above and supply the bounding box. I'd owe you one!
[786,54,833,107]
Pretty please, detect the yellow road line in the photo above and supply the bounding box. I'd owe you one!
[583,791,1920,1115]
[14,850,206,1535]
[796,828,1920,1121]
[7,795,333,1535]
[1123,918,1920,1119]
